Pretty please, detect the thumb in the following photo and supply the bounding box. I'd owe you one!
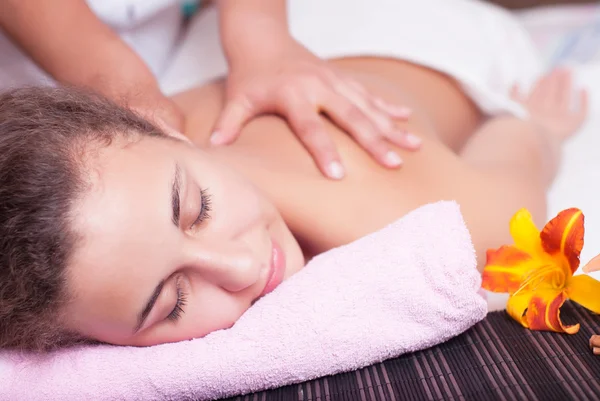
[211,96,256,146]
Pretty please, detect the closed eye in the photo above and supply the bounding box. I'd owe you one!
[191,188,212,229]
[167,277,187,322]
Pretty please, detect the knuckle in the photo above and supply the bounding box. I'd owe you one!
[311,142,336,160]
[230,93,255,112]
[281,84,302,100]
[376,113,395,133]
[343,104,366,122]
[318,69,338,85]
[307,75,328,93]
[296,119,323,139]
[366,138,389,155]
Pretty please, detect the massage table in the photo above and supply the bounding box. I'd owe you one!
[215,5,600,399]
[222,303,600,401]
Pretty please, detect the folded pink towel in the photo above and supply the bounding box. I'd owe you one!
[0,201,487,401]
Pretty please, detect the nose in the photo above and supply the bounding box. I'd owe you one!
[181,238,265,292]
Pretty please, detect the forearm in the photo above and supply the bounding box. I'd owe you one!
[0,0,158,96]
[217,0,290,64]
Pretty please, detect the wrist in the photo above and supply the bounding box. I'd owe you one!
[220,10,290,64]
[224,25,293,69]
[83,69,159,102]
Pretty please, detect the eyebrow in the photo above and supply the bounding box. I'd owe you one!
[134,279,166,333]
[171,163,182,227]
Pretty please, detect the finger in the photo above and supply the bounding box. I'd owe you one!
[578,88,589,118]
[324,93,403,168]
[531,72,552,105]
[345,79,412,119]
[130,107,189,141]
[590,335,600,355]
[154,117,192,144]
[156,99,186,133]
[284,100,345,180]
[336,81,418,149]
[211,96,255,146]
[333,80,394,129]
[338,80,411,129]
[554,69,571,107]
[543,69,563,108]
[372,97,413,119]
[385,129,422,150]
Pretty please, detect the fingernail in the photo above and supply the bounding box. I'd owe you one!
[210,131,225,146]
[327,161,345,180]
[405,132,422,147]
[384,151,403,167]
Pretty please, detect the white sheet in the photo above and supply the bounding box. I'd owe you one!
[517,4,600,271]
[486,4,600,309]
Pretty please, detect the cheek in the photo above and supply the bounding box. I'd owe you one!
[184,288,247,334]
[133,285,250,346]
[215,182,274,232]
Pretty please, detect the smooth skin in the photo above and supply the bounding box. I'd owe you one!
[175,58,586,261]
[64,57,587,348]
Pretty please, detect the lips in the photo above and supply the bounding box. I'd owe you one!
[259,240,286,297]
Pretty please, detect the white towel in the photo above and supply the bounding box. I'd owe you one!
[0,201,487,401]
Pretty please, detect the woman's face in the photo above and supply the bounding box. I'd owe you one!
[65,135,304,346]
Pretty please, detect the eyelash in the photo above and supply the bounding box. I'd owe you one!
[191,188,212,229]
[167,279,187,322]
[165,189,210,323]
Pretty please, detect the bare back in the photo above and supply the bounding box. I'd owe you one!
[172,57,548,266]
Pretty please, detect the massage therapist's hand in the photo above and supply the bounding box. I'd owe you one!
[211,36,421,179]
[125,86,186,135]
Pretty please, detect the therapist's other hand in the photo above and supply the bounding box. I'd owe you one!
[211,37,421,180]
[125,87,186,137]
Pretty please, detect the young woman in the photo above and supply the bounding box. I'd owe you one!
[0,1,588,351]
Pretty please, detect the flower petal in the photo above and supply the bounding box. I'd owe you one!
[483,246,535,293]
[506,290,532,328]
[510,208,543,256]
[567,274,600,314]
[525,289,579,334]
[540,208,584,275]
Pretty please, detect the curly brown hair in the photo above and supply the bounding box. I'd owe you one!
[0,86,165,351]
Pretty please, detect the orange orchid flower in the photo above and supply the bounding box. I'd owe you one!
[482,208,600,334]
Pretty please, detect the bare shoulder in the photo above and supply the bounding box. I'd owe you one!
[171,60,475,255]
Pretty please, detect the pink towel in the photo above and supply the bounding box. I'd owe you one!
[0,201,487,401]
